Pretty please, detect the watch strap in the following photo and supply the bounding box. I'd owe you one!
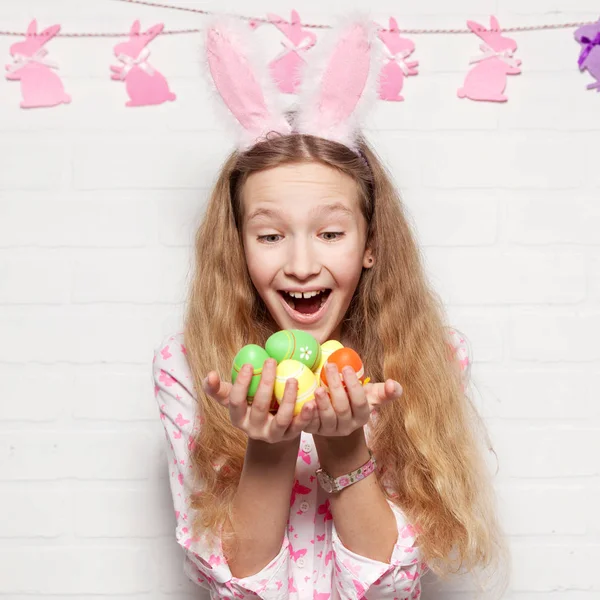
[317,449,376,493]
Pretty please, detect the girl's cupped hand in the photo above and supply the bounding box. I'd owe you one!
[202,358,316,443]
[303,362,403,437]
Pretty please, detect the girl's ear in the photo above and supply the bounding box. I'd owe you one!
[130,20,141,36]
[489,16,501,32]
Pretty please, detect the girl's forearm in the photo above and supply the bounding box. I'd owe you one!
[314,429,398,563]
[224,436,300,578]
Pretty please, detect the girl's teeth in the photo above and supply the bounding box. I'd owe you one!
[285,292,329,313]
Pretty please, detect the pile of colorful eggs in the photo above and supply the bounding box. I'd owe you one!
[231,329,369,416]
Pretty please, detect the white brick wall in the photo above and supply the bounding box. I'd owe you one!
[0,1,598,598]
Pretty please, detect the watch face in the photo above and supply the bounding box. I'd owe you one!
[317,470,334,493]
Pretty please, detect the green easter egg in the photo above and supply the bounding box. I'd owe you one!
[265,329,322,372]
[231,344,270,401]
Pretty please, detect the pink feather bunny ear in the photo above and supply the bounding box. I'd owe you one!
[202,15,292,152]
[294,14,381,152]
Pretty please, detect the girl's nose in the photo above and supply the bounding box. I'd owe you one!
[283,242,321,280]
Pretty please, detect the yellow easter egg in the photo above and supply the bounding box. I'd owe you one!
[274,359,318,416]
[314,340,344,381]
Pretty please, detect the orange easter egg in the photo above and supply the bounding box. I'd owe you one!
[319,347,365,390]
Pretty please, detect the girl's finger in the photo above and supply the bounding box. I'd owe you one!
[365,379,403,409]
[203,371,232,407]
[314,387,337,431]
[272,376,298,431]
[302,404,321,434]
[228,363,253,425]
[248,359,277,428]
[342,366,370,423]
[283,399,316,439]
[325,363,352,424]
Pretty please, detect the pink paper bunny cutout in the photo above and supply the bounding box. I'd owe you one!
[111,20,176,107]
[457,16,522,102]
[267,10,317,94]
[5,19,71,109]
[377,16,418,101]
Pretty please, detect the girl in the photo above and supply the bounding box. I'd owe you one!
[153,15,509,600]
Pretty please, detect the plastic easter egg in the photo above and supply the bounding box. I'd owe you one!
[274,359,318,416]
[231,344,271,402]
[265,329,322,371]
[319,347,365,390]
[314,339,344,381]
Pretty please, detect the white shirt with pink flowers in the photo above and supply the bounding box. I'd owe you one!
[152,329,470,600]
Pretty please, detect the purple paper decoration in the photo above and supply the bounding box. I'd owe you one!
[457,16,522,102]
[5,19,71,108]
[377,17,419,102]
[110,20,176,107]
[267,10,317,94]
[575,18,600,91]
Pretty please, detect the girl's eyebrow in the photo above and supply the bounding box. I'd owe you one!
[247,201,354,223]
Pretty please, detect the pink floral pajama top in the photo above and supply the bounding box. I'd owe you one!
[152,329,471,600]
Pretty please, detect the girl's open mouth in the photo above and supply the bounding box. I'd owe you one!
[278,289,332,324]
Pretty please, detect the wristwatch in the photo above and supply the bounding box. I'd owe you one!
[315,450,377,494]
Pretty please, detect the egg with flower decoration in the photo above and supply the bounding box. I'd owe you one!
[265,329,321,371]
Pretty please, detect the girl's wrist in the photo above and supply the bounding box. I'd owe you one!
[315,427,366,450]
[313,428,371,478]
[246,435,300,464]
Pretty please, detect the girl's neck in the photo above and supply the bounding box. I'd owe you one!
[339,331,351,347]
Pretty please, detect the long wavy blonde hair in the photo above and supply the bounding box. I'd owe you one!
[183,132,510,596]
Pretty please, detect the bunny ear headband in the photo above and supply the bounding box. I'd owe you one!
[202,13,382,158]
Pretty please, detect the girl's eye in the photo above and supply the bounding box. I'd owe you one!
[257,234,282,243]
[321,232,345,242]
[257,232,345,244]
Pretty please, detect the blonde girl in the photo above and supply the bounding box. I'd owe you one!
[153,15,509,600]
